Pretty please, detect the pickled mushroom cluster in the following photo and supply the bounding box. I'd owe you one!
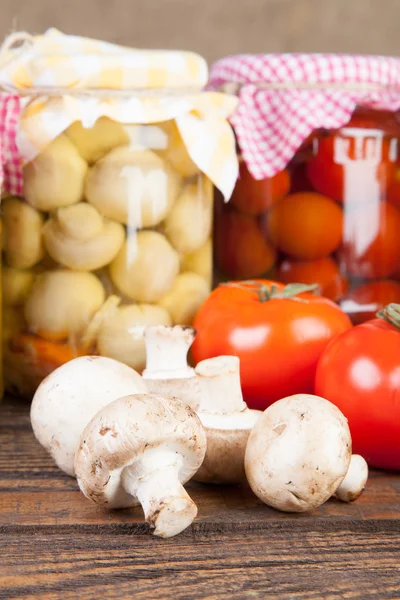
[1,118,212,396]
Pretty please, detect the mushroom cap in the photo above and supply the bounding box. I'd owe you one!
[23,134,88,211]
[85,146,182,227]
[97,303,172,371]
[335,454,368,502]
[2,197,45,269]
[66,117,129,163]
[2,267,36,306]
[245,394,352,513]
[154,120,199,178]
[30,355,147,476]
[25,270,105,341]
[195,410,261,484]
[164,178,212,255]
[109,231,180,303]
[74,393,206,508]
[159,272,210,325]
[43,203,125,271]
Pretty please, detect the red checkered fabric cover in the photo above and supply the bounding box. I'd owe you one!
[209,54,400,180]
[0,94,22,195]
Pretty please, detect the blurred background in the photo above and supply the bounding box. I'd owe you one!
[0,0,399,62]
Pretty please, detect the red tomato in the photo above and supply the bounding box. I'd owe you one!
[276,257,348,302]
[214,205,276,279]
[315,304,400,470]
[307,134,391,203]
[192,280,352,410]
[339,201,400,279]
[340,280,400,324]
[230,162,290,216]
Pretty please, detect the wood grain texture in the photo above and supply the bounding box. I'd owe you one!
[0,396,400,599]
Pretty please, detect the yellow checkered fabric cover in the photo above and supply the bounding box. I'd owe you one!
[0,29,238,198]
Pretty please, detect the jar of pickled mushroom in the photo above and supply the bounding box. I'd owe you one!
[0,30,238,397]
[210,54,400,324]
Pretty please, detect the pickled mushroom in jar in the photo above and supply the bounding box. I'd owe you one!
[164,179,212,255]
[97,304,172,371]
[43,203,125,271]
[24,270,105,341]
[2,197,45,269]
[23,134,88,211]
[109,230,180,303]
[85,147,182,228]
[159,272,210,326]
[181,238,212,285]
[2,267,36,306]
[154,120,199,178]
[66,117,130,164]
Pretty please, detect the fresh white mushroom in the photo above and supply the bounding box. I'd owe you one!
[97,304,172,371]
[74,393,206,538]
[85,146,182,228]
[164,178,212,255]
[25,270,105,341]
[193,356,262,484]
[66,117,129,163]
[2,197,45,269]
[2,266,36,306]
[23,134,88,211]
[30,355,147,476]
[181,238,212,285]
[43,203,125,271]
[109,231,180,303]
[245,394,352,513]
[335,454,369,502]
[159,272,210,326]
[142,325,200,410]
[154,120,199,178]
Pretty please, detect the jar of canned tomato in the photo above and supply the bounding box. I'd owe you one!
[210,54,400,324]
[0,31,237,397]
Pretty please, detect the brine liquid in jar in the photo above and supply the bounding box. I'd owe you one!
[2,119,213,398]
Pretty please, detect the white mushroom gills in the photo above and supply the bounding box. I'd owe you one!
[142,325,200,409]
[194,356,261,484]
[335,454,369,502]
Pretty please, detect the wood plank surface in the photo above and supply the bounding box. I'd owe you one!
[1,396,400,599]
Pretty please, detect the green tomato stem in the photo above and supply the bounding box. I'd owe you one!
[376,303,400,330]
[220,281,320,303]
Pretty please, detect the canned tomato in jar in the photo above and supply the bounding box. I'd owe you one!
[210,54,400,324]
[0,31,238,397]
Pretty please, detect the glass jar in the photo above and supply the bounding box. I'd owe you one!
[214,106,400,324]
[2,118,213,397]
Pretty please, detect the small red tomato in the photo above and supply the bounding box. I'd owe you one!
[276,257,348,302]
[340,280,400,324]
[315,303,400,471]
[214,205,276,279]
[339,201,400,279]
[230,161,290,216]
[307,134,391,203]
[192,280,352,410]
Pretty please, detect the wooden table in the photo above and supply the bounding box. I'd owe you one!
[1,397,400,599]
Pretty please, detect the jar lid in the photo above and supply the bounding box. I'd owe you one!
[0,30,239,199]
[209,54,400,179]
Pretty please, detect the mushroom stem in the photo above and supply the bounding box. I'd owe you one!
[335,454,369,502]
[122,449,197,538]
[195,355,247,414]
[143,325,196,379]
